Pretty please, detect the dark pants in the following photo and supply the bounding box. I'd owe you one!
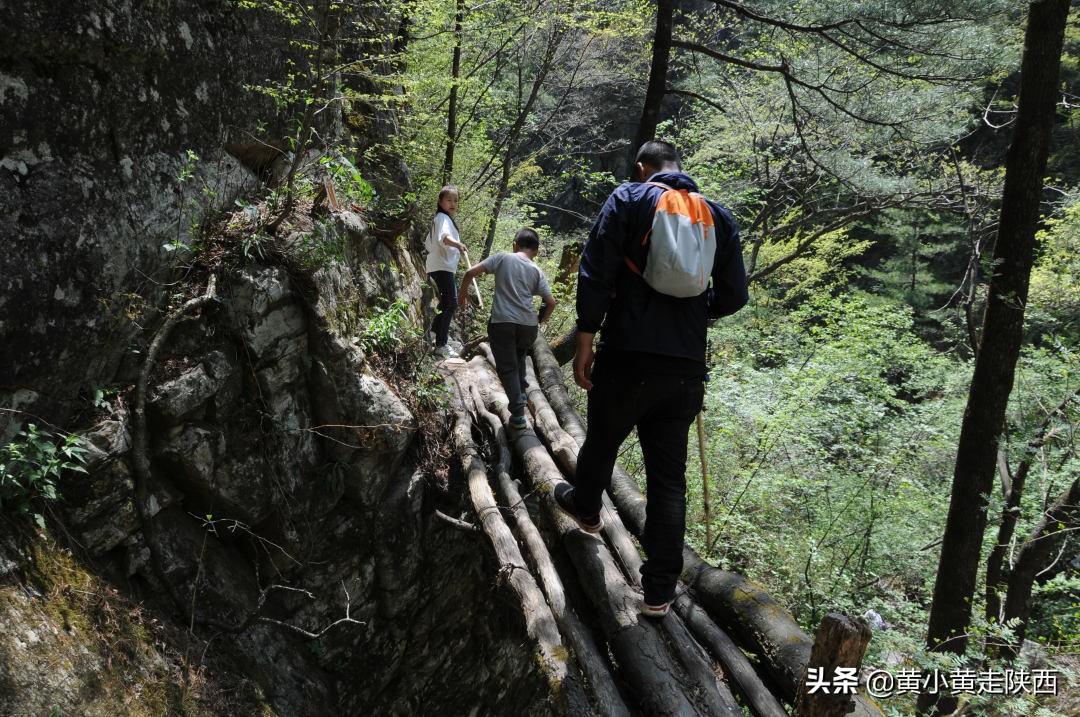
[574,352,705,604]
[428,271,457,347]
[488,322,538,417]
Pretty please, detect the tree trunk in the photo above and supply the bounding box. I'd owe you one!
[442,0,464,184]
[630,0,675,176]
[794,613,872,717]
[480,31,564,258]
[1001,478,1080,655]
[985,452,1031,625]
[919,2,1071,713]
[986,386,1080,625]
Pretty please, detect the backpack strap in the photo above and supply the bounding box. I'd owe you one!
[625,181,677,275]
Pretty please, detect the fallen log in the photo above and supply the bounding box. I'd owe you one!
[445,382,578,708]
[466,356,712,716]
[673,594,790,717]
[469,386,632,717]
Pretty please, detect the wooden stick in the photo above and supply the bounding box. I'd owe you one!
[461,247,483,308]
[696,412,711,550]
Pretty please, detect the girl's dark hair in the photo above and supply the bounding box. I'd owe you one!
[435,185,459,229]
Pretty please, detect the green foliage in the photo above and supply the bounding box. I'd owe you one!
[396,0,650,257]
[857,208,969,316]
[1029,196,1080,340]
[293,220,348,271]
[687,295,968,623]
[319,155,375,206]
[1029,573,1080,649]
[354,298,419,354]
[164,149,206,256]
[0,425,88,528]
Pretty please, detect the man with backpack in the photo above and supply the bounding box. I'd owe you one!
[554,140,748,618]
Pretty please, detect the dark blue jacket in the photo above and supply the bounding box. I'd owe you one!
[575,171,748,365]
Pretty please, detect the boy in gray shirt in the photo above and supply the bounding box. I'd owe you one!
[459,228,556,429]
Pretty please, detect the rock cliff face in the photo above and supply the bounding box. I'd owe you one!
[0,2,554,714]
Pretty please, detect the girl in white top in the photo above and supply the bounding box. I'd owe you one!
[426,186,468,355]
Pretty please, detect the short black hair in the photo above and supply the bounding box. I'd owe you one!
[513,227,540,251]
[635,140,681,170]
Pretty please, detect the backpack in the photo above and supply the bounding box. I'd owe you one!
[624,182,717,298]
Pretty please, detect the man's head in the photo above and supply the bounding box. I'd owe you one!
[634,140,681,181]
[513,227,540,255]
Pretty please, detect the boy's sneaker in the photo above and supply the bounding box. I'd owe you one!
[553,483,603,533]
[509,415,528,430]
[641,600,671,619]
[433,345,458,358]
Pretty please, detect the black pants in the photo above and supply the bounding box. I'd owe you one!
[573,352,705,604]
[488,322,538,417]
[428,271,457,347]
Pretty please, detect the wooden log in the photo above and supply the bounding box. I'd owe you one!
[794,613,871,717]
[548,326,579,367]
[469,386,632,717]
[673,594,790,717]
[443,377,575,704]
[530,336,587,445]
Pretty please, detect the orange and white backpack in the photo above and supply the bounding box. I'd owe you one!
[625,182,717,298]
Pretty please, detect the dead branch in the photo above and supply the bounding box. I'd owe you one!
[433,510,481,533]
[132,276,219,617]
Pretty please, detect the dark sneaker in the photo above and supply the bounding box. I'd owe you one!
[509,415,528,430]
[553,483,603,533]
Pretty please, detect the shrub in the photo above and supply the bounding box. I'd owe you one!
[0,425,88,528]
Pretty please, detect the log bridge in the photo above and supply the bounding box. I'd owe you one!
[439,336,884,717]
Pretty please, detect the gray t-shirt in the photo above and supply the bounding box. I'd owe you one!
[479,252,553,326]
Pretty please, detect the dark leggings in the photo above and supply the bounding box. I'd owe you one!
[428,271,457,347]
[488,322,538,417]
